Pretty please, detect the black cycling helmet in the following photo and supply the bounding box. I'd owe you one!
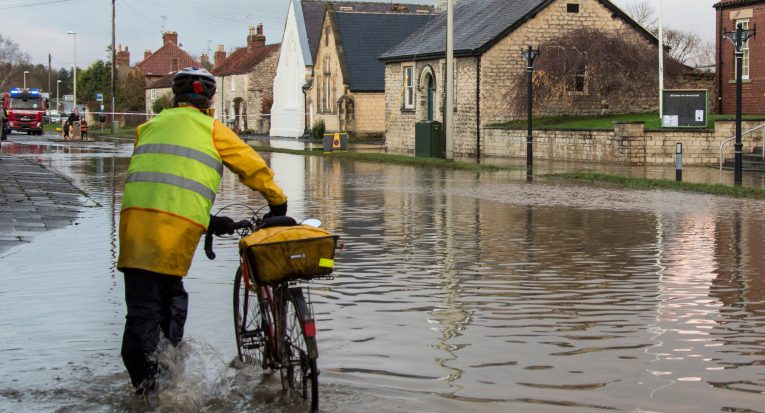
[172,67,216,100]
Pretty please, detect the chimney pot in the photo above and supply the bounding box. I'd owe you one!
[247,24,266,50]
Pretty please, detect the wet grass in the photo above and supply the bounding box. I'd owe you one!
[251,145,516,172]
[89,127,136,139]
[546,172,765,199]
[493,112,765,130]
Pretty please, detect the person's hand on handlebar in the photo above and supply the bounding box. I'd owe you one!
[208,215,235,236]
[263,202,288,219]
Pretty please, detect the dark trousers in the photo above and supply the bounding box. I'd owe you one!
[121,268,188,389]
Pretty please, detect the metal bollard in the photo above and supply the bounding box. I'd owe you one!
[675,142,683,182]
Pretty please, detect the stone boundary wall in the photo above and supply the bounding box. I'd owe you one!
[481,120,765,166]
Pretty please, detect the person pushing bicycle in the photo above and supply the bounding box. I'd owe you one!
[117,66,288,396]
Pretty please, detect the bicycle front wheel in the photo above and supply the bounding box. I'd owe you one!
[233,267,268,368]
[280,287,319,412]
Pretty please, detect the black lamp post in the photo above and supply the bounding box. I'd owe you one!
[723,23,756,186]
[521,45,540,180]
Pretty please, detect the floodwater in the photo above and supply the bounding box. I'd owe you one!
[2,136,765,413]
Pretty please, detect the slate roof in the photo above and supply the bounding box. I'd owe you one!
[333,12,433,91]
[212,44,281,76]
[380,0,657,62]
[147,72,176,89]
[300,1,434,63]
[137,41,200,77]
[714,0,765,7]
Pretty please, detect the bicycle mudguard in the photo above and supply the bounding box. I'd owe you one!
[290,287,318,360]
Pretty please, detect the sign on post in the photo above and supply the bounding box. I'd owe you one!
[96,93,104,102]
[661,90,708,128]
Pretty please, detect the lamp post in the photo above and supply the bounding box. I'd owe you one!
[67,31,77,109]
[521,45,540,180]
[723,23,756,186]
[56,79,62,113]
[23,71,29,89]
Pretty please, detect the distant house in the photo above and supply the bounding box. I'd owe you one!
[714,0,765,114]
[380,0,679,157]
[144,72,174,116]
[270,0,433,138]
[212,25,280,134]
[136,32,200,84]
[309,10,433,138]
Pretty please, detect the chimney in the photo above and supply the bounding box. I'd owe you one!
[116,44,131,67]
[162,31,178,45]
[247,24,266,50]
[200,53,210,68]
[214,45,227,68]
[144,49,152,60]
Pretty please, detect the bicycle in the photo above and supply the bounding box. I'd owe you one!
[204,207,338,413]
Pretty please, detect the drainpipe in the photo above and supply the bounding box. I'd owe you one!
[476,56,481,162]
[717,7,724,114]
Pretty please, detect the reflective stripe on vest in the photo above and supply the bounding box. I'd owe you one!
[125,171,217,202]
[121,107,220,228]
[132,143,224,176]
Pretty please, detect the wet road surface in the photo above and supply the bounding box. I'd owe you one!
[1,134,765,412]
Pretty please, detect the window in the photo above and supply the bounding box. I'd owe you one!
[230,76,236,92]
[567,3,579,13]
[404,66,414,109]
[150,89,157,101]
[737,19,750,80]
[574,70,586,93]
[316,75,323,111]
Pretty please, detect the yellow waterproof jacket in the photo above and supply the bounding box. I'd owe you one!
[118,106,287,276]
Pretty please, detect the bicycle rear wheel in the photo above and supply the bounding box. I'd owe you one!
[233,267,268,368]
[279,287,319,412]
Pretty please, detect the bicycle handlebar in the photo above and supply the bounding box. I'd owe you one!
[204,218,254,260]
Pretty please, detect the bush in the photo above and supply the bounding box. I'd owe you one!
[151,94,172,114]
[310,120,325,141]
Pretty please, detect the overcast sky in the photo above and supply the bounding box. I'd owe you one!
[0,0,718,69]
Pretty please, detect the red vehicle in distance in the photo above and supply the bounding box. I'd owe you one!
[2,88,46,136]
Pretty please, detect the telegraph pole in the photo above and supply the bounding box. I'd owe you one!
[111,0,117,132]
[723,23,756,186]
[445,0,454,160]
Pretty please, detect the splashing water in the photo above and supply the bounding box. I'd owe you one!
[152,338,233,411]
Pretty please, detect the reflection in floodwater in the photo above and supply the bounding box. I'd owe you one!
[1,139,765,412]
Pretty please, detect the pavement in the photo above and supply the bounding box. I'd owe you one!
[0,153,87,254]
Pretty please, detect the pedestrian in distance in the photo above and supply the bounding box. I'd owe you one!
[64,108,80,141]
[117,66,288,398]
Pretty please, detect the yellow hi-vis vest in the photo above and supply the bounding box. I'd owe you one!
[121,107,222,229]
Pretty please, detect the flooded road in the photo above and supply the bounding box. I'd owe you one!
[2,137,765,412]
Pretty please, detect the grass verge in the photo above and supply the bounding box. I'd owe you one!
[493,112,765,130]
[546,172,765,199]
[251,145,516,172]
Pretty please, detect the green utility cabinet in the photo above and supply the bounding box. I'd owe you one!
[414,121,444,158]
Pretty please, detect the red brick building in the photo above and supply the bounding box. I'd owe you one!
[715,0,765,114]
[136,32,200,84]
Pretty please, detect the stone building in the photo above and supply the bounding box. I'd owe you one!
[270,0,433,138]
[212,25,280,134]
[308,9,433,138]
[714,0,765,114]
[136,32,201,85]
[144,72,174,116]
[379,0,671,157]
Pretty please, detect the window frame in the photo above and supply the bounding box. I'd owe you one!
[403,65,415,110]
[736,19,751,80]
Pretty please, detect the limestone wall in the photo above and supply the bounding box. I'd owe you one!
[481,120,765,166]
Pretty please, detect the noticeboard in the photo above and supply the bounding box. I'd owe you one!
[661,90,708,128]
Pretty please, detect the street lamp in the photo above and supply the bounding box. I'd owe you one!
[67,31,77,109]
[23,70,29,89]
[723,23,756,186]
[56,79,62,113]
[521,45,540,180]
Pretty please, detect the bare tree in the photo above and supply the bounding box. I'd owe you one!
[623,0,657,30]
[621,0,706,66]
[0,34,31,90]
[511,28,687,116]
